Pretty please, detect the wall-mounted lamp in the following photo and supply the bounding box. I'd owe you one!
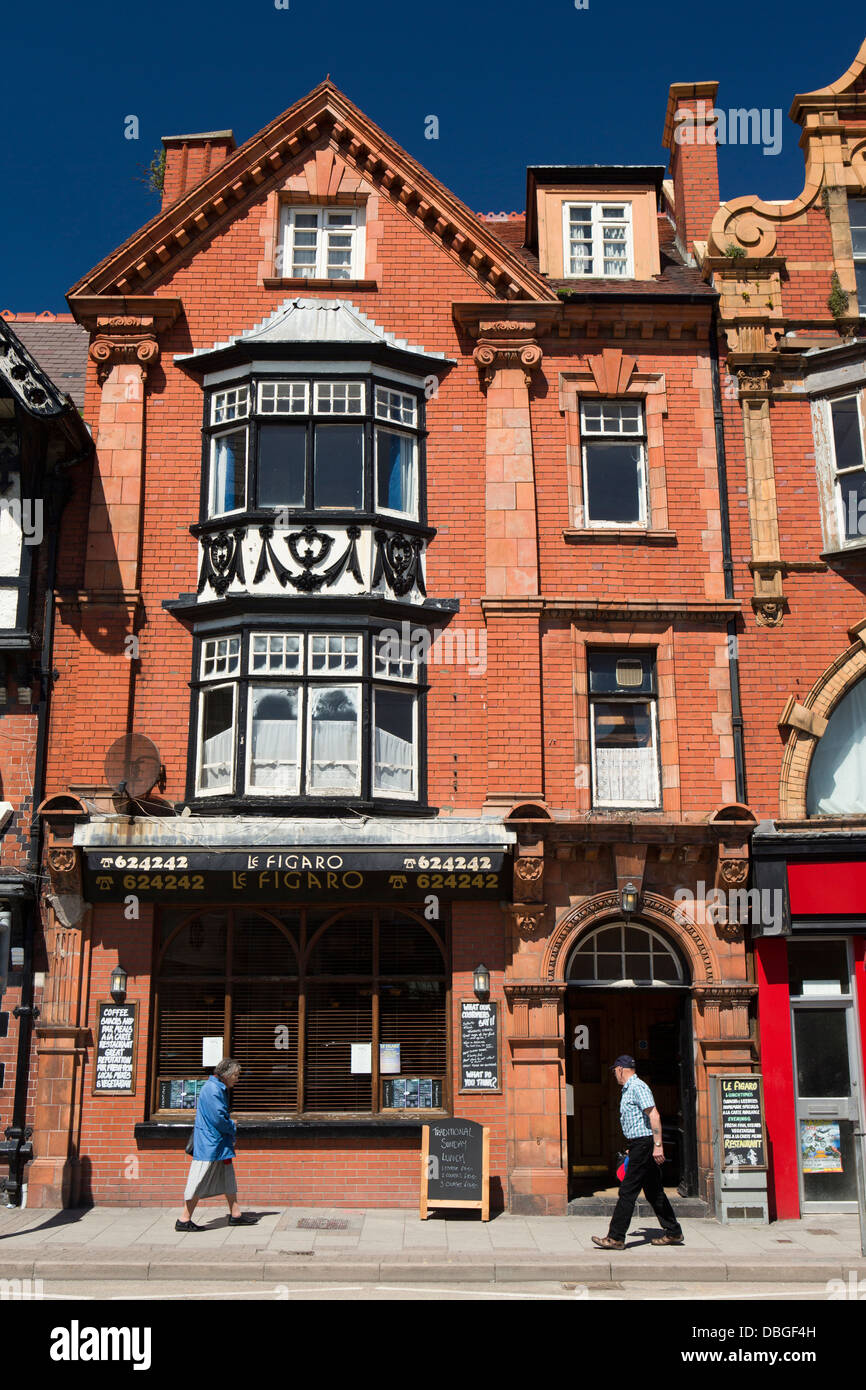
[110,965,128,1002]
[621,883,640,920]
[473,963,490,998]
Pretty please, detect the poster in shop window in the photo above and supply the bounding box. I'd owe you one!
[801,1121,843,1173]
[92,1001,138,1096]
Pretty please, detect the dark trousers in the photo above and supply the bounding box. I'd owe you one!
[608,1137,683,1241]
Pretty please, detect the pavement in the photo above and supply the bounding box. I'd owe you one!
[1,1204,865,1285]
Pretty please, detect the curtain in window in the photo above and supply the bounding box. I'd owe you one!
[212,431,244,513]
[249,689,299,791]
[593,702,657,804]
[374,726,414,793]
[377,430,414,513]
[201,727,232,789]
[807,678,866,814]
[309,687,359,790]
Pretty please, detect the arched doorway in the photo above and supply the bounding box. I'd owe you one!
[564,918,698,1198]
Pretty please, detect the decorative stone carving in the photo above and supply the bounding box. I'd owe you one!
[513,855,544,902]
[508,904,547,939]
[372,530,426,597]
[755,600,784,628]
[718,858,748,886]
[473,322,543,388]
[89,316,159,384]
[545,891,715,984]
[46,846,86,929]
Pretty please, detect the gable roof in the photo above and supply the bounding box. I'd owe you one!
[176,296,452,373]
[68,81,555,306]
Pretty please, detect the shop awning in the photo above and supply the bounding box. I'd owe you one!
[75,816,515,903]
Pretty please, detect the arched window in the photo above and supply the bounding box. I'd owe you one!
[153,906,448,1116]
[566,921,685,985]
[806,677,866,815]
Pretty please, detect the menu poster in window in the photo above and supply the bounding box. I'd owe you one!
[420,1119,490,1221]
[92,1002,138,1096]
[717,1076,767,1171]
[158,1078,206,1110]
[460,1000,499,1091]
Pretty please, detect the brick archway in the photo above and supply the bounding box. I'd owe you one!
[779,625,866,818]
[544,890,716,987]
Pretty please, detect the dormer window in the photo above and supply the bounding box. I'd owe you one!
[277,205,365,281]
[563,203,633,278]
[204,375,421,521]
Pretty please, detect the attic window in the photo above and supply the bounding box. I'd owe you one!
[277,206,366,281]
[563,203,632,278]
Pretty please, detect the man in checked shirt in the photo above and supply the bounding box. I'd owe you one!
[591,1054,684,1250]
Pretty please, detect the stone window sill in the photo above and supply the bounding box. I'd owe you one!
[563,528,677,545]
[261,278,378,291]
[820,541,866,560]
[135,1117,432,1141]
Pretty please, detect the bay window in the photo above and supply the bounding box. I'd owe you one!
[204,376,421,521]
[192,627,422,805]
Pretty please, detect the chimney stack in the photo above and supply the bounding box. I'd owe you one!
[662,82,720,260]
[161,131,236,211]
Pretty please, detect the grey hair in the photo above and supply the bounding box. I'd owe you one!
[214,1057,241,1081]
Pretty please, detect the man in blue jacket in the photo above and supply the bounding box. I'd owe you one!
[177,1058,258,1230]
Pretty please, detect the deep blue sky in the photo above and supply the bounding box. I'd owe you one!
[3,2,863,310]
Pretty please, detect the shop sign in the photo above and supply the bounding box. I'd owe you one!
[717,1075,767,1170]
[84,848,510,902]
[92,1001,138,1096]
[459,1000,500,1091]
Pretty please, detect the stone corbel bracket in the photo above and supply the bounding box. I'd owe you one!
[472,320,543,388]
[70,295,182,384]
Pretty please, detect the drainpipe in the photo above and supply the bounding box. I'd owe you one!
[709,322,747,805]
[1,468,75,1205]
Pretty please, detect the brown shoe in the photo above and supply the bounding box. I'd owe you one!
[591,1235,625,1250]
[651,1233,684,1246]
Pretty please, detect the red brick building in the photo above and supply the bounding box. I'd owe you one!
[0,311,90,1204]
[24,76,770,1217]
[700,40,866,1219]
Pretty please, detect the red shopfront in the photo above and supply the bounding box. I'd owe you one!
[753,826,866,1220]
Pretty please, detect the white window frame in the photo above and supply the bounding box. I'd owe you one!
[277,205,366,280]
[850,198,866,311]
[257,381,309,415]
[250,633,304,675]
[372,687,418,800]
[208,426,248,519]
[308,633,363,675]
[314,380,365,415]
[373,633,418,682]
[562,201,633,279]
[589,696,660,809]
[201,636,241,681]
[580,400,647,528]
[828,392,866,548]
[306,683,363,796]
[211,385,249,426]
[245,684,303,797]
[196,682,237,797]
[374,425,418,520]
[374,385,417,427]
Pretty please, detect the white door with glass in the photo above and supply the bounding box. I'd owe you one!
[789,938,864,1212]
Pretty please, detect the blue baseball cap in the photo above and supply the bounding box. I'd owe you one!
[610,1054,636,1070]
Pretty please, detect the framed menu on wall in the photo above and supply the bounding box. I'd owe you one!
[92,1001,138,1096]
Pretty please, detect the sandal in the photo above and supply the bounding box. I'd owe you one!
[591,1235,625,1249]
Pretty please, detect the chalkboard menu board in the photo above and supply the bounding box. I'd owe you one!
[420,1119,490,1221]
[460,1001,499,1091]
[718,1075,767,1170]
[92,1001,138,1096]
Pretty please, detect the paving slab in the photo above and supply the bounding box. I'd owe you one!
[379,1260,497,1282]
[155,1260,267,1281]
[34,1259,151,1281]
[262,1260,381,1282]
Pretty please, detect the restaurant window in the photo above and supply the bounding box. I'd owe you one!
[152,907,448,1116]
[588,649,660,808]
[193,627,421,804]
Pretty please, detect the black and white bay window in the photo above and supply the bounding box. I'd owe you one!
[193,627,422,806]
[580,399,647,527]
[588,650,660,809]
[205,377,420,522]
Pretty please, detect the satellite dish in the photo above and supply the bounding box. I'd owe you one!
[104,734,164,802]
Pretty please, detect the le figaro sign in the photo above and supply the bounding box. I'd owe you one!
[84,848,509,902]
